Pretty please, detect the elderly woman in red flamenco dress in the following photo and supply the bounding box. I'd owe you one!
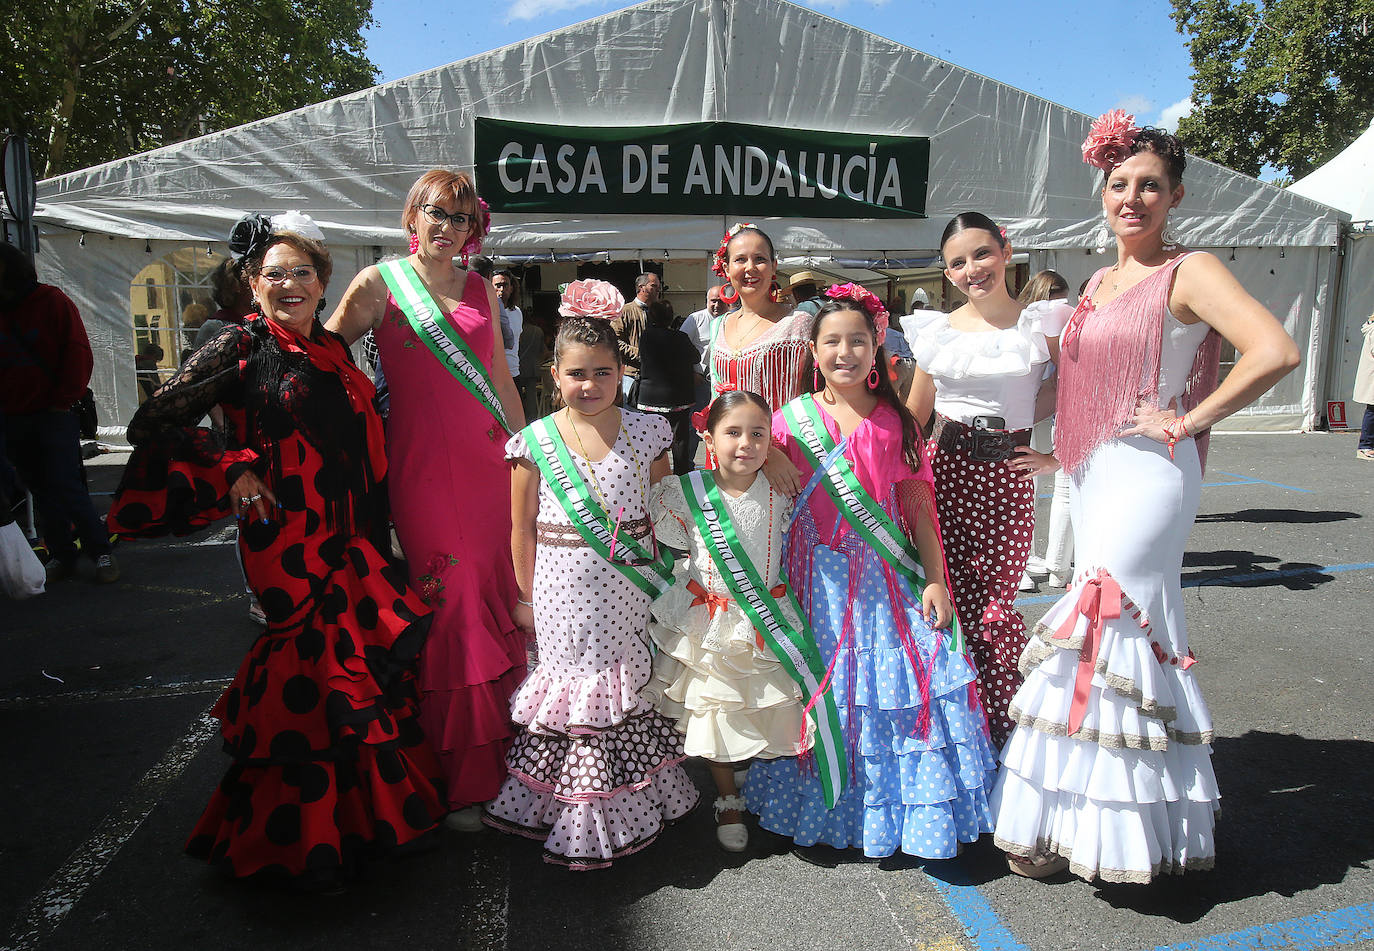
[109,216,445,888]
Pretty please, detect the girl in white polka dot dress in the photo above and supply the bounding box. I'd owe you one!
[483,282,699,869]
[747,289,998,859]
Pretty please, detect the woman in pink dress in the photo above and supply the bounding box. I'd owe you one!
[328,169,527,831]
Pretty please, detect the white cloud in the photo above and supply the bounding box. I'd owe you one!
[1156,97,1194,132]
[1113,95,1155,118]
[506,0,614,23]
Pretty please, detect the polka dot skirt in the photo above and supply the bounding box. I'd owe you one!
[924,441,1035,749]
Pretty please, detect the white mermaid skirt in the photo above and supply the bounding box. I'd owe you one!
[990,434,1220,883]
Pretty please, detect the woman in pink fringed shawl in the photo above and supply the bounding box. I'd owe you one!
[990,115,1299,884]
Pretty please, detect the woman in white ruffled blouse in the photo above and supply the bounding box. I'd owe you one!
[902,212,1070,748]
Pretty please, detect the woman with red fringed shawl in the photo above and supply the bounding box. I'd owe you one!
[990,112,1299,883]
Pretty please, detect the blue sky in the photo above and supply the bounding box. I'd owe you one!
[362,0,1199,131]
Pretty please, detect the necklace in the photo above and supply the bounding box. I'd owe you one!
[567,408,612,511]
[733,310,767,348]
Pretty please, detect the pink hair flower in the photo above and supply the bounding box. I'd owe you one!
[823,282,890,345]
[459,197,492,259]
[558,279,625,320]
[1082,109,1141,171]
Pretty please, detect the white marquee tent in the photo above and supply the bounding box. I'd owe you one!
[26,0,1346,438]
[1289,118,1374,420]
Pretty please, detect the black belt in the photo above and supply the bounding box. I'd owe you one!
[930,414,1031,463]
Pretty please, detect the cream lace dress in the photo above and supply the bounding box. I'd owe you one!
[645,473,814,763]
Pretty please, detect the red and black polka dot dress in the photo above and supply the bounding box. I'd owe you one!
[109,318,446,888]
[923,439,1034,749]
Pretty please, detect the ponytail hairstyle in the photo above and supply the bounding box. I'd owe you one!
[939,211,1007,257]
[799,299,923,471]
[552,315,621,368]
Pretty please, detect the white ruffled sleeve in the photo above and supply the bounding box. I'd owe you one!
[1021,299,1075,338]
[649,478,694,551]
[504,428,534,463]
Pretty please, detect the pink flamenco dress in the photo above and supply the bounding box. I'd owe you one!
[374,268,526,810]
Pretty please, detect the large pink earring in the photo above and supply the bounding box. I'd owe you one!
[460,252,470,267]
[812,366,821,390]
[408,231,419,254]
[867,366,880,390]
[769,278,784,303]
[719,283,739,305]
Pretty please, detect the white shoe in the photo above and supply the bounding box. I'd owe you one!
[444,806,485,832]
[1025,556,1049,579]
[1019,572,1037,592]
[1048,571,1070,588]
[713,794,748,853]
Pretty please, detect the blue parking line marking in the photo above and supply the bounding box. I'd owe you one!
[923,868,1030,951]
[1015,560,1374,607]
[1209,470,1313,493]
[1141,901,1374,951]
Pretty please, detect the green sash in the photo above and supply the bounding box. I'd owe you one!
[681,471,848,806]
[525,416,674,600]
[377,259,509,433]
[781,394,964,653]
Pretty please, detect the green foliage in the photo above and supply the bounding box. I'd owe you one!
[1171,0,1374,178]
[2,0,378,178]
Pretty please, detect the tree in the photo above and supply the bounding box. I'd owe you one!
[1170,0,1374,179]
[2,0,379,179]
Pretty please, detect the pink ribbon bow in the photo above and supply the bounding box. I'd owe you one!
[1050,569,1121,737]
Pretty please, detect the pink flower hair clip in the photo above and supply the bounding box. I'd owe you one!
[1082,110,1141,172]
[823,282,889,345]
[458,197,492,264]
[558,279,625,320]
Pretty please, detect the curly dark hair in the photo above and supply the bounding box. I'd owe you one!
[240,233,333,291]
[1124,127,1187,187]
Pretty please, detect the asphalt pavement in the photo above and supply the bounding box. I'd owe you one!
[2,431,1372,951]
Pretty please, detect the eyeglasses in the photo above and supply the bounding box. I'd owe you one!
[256,265,318,284]
[418,204,472,228]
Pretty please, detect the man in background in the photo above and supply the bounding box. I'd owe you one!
[0,241,119,584]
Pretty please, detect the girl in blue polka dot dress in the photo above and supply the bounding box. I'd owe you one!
[746,289,998,859]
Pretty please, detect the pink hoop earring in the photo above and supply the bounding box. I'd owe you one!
[460,252,470,267]
[408,231,419,254]
[867,366,880,390]
[813,366,821,391]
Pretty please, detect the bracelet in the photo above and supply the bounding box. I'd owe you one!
[516,597,533,606]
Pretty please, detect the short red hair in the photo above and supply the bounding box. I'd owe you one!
[402,169,479,242]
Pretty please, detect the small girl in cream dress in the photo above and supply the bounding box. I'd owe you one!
[646,389,813,852]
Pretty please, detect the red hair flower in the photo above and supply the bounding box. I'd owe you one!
[824,282,890,345]
[691,382,739,433]
[1082,110,1141,171]
[558,279,625,320]
[712,222,759,278]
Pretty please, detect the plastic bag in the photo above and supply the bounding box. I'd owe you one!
[0,521,45,599]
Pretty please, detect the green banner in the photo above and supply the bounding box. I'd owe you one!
[474,117,928,219]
